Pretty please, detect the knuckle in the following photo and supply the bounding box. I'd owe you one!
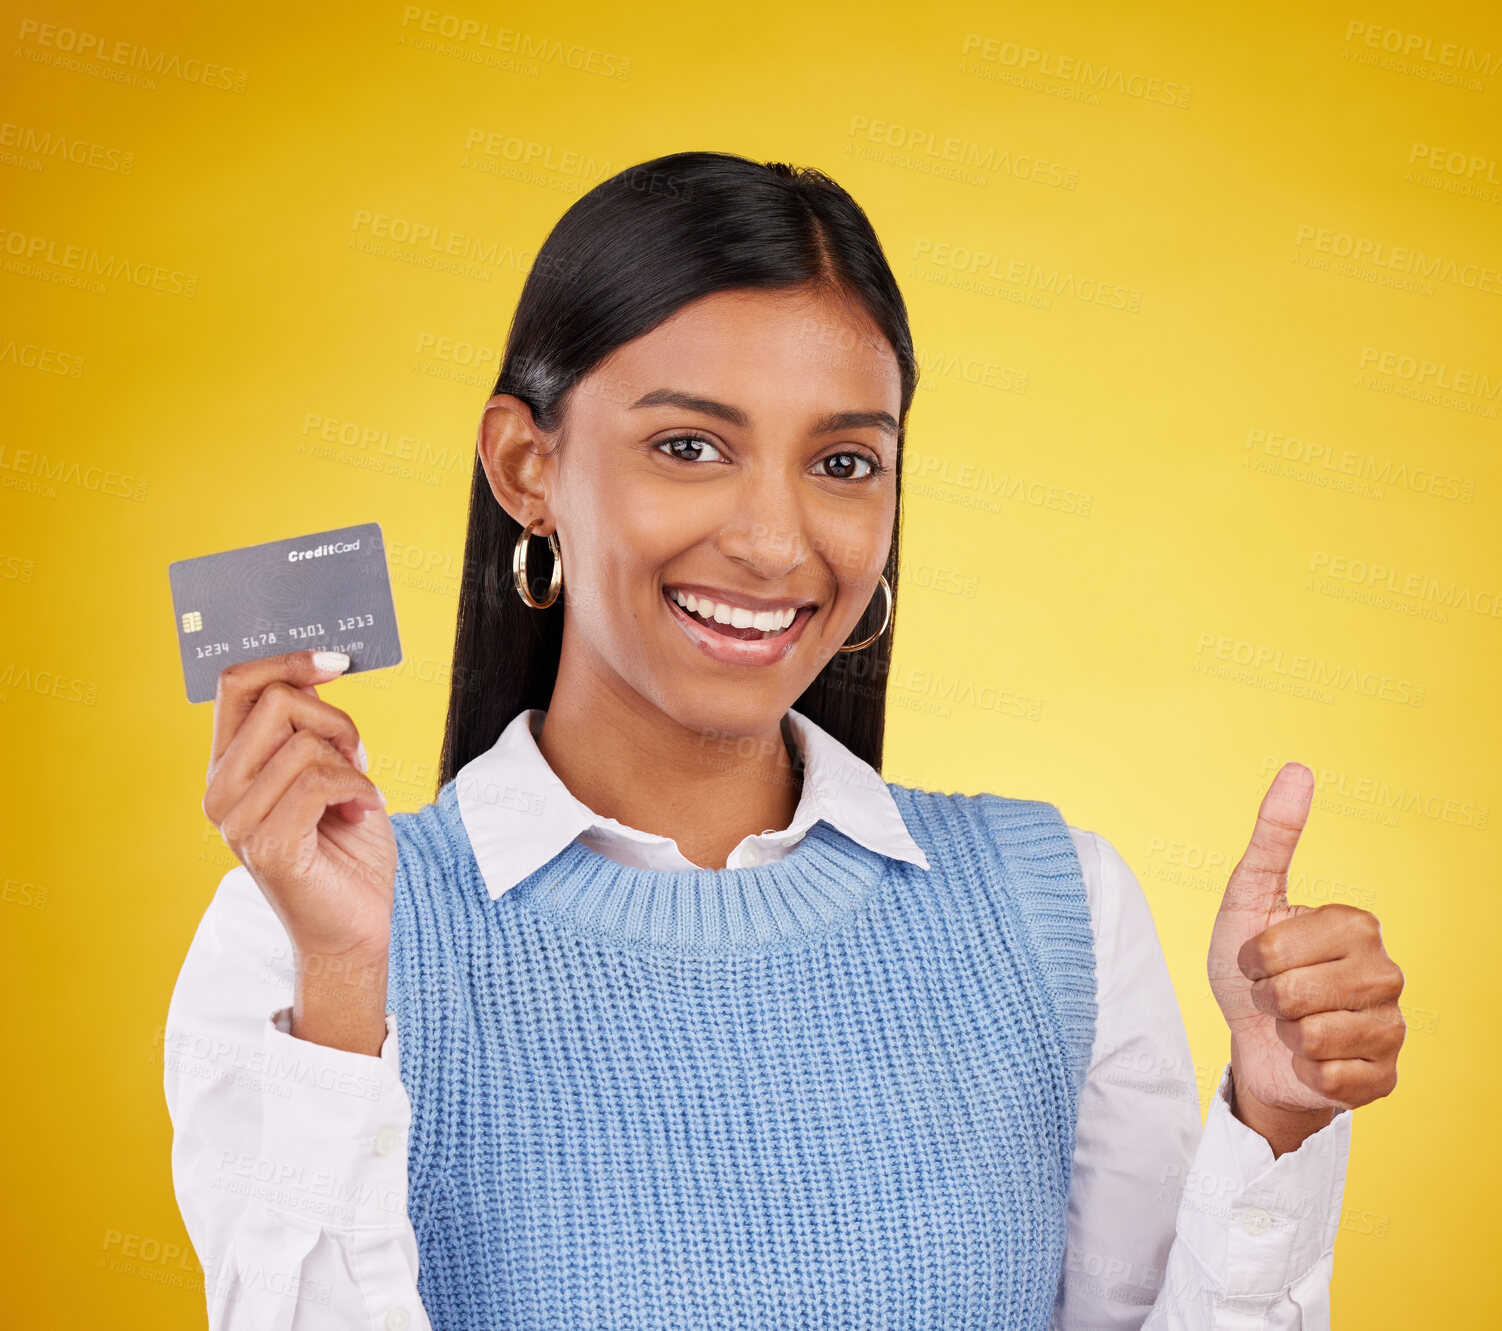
[1298,1013,1329,1057]
[1381,1003,1406,1046]
[1277,1014,1308,1054]
[202,773,231,826]
[1256,974,1277,1008]
[237,830,266,866]
[332,719,362,756]
[1255,978,1279,1013]
[213,662,245,699]
[218,814,245,854]
[1328,902,1364,928]
[1388,1015,1407,1053]
[1310,1059,1345,1098]
[1266,975,1291,1014]
[288,726,332,762]
[292,761,352,797]
[261,679,298,708]
[290,764,334,795]
[1300,1057,1332,1094]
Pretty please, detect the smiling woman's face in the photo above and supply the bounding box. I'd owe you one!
[483,283,903,739]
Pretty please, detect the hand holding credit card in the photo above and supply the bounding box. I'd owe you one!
[168,522,403,702]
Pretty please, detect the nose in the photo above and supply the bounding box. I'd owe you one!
[715,468,809,581]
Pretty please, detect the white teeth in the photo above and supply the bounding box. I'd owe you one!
[669,589,800,634]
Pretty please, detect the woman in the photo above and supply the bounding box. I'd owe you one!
[164,152,1405,1329]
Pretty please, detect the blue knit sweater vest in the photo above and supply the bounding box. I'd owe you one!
[386,779,1097,1330]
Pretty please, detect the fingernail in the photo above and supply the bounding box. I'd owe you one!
[312,650,350,673]
[375,785,387,807]
[354,738,369,773]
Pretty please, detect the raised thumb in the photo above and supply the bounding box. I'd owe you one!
[1218,761,1314,915]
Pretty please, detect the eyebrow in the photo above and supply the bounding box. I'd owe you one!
[630,388,898,439]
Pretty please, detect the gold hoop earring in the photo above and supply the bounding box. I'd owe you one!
[836,574,892,652]
[512,519,563,609]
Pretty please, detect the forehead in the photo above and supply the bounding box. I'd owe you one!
[582,287,902,415]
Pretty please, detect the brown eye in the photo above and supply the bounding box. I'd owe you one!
[656,434,724,463]
[819,451,880,480]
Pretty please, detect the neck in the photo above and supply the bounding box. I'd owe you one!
[537,654,804,869]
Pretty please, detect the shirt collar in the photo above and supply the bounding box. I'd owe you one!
[454,706,931,899]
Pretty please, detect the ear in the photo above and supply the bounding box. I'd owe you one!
[476,393,558,534]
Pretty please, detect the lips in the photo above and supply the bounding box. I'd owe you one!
[663,589,778,640]
[661,586,816,666]
[693,617,766,641]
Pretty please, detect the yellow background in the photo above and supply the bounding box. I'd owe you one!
[3,1,1497,1324]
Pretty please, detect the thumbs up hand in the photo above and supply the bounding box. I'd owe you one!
[1208,763,1406,1139]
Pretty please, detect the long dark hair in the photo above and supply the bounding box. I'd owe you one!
[436,151,920,793]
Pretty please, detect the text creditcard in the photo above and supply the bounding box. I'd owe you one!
[168,522,403,702]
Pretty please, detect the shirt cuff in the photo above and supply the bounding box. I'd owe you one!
[234,1007,415,1231]
[1173,1060,1353,1298]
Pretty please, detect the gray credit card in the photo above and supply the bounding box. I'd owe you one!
[168,522,403,702]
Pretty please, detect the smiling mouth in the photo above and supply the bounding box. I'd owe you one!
[661,586,815,641]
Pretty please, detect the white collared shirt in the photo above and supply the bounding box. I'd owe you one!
[164,706,1352,1330]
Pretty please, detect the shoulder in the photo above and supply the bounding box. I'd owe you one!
[389,780,469,881]
[883,778,1079,865]
[887,781,1140,926]
[385,781,492,945]
[883,779,1095,954]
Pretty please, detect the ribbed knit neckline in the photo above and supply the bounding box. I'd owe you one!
[496,811,898,959]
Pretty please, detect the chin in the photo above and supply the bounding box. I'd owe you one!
[644,684,802,747]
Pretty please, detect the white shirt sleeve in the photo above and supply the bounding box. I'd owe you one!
[1055,827,1354,1330]
[163,864,431,1330]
